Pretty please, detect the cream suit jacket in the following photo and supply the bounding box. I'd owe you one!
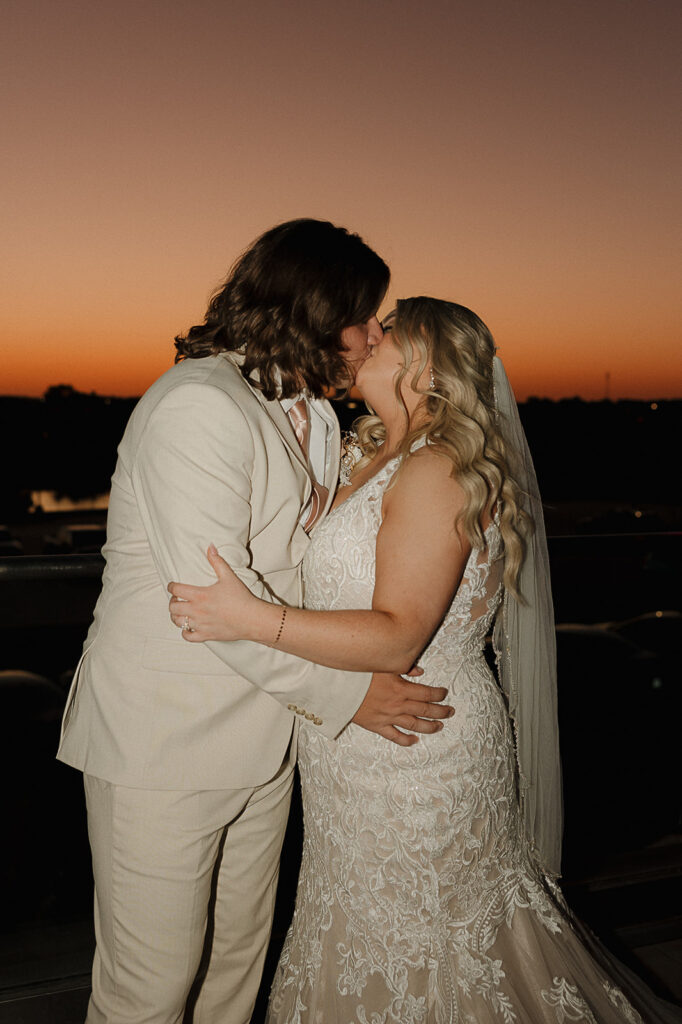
[57,352,371,790]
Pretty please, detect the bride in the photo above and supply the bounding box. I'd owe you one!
[169,298,679,1023]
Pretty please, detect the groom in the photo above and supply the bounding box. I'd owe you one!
[58,219,451,1023]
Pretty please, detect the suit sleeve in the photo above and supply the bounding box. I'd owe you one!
[130,381,371,737]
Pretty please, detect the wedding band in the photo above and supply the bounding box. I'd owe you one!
[183,616,193,632]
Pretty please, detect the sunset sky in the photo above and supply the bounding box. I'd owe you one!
[2,0,680,400]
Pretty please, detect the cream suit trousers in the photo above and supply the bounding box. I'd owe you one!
[84,758,294,1024]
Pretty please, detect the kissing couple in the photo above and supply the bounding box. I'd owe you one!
[59,219,679,1022]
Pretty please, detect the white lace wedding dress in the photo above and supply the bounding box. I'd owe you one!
[266,454,679,1024]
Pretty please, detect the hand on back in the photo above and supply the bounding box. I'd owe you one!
[352,671,453,746]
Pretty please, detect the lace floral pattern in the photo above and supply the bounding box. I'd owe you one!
[603,984,645,1024]
[542,978,599,1022]
[267,449,670,1024]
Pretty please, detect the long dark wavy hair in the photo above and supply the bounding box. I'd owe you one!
[174,219,389,400]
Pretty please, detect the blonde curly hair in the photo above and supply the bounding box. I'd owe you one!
[353,296,531,596]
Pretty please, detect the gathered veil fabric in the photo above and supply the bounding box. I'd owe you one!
[491,355,563,878]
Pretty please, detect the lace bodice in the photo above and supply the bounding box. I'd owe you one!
[304,451,505,661]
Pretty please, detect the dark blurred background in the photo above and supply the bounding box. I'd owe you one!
[0,389,680,1020]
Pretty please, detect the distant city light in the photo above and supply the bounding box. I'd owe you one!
[655,610,663,618]
[634,510,643,518]
[650,402,658,410]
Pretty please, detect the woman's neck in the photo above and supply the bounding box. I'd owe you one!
[377,401,430,459]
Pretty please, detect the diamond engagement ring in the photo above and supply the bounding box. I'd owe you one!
[183,616,193,633]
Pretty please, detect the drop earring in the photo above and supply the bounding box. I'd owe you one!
[429,367,436,390]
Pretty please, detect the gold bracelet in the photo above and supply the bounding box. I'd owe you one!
[273,606,287,645]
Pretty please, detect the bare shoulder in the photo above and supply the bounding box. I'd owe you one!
[384,445,466,518]
[398,445,463,493]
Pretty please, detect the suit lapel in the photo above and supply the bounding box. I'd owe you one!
[253,388,310,474]
[222,352,309,475]
[220,354,341,517]
[310,396,342,493]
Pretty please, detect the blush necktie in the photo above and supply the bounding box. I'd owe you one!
[287,398,309,456]
[286,399,329,532]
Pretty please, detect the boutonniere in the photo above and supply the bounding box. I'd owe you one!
[339,431,362,486]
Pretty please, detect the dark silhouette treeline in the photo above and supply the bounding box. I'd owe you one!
[1,385,681,521]
[1,386,138,516]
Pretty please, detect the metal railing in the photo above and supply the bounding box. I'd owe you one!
[1,531,679,625]
[0,553,104,581]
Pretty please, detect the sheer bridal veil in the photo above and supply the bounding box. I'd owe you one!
[492,356,563,878]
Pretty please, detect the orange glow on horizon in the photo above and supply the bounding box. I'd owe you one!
[3,324,679,403]
[2,2,680,404]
